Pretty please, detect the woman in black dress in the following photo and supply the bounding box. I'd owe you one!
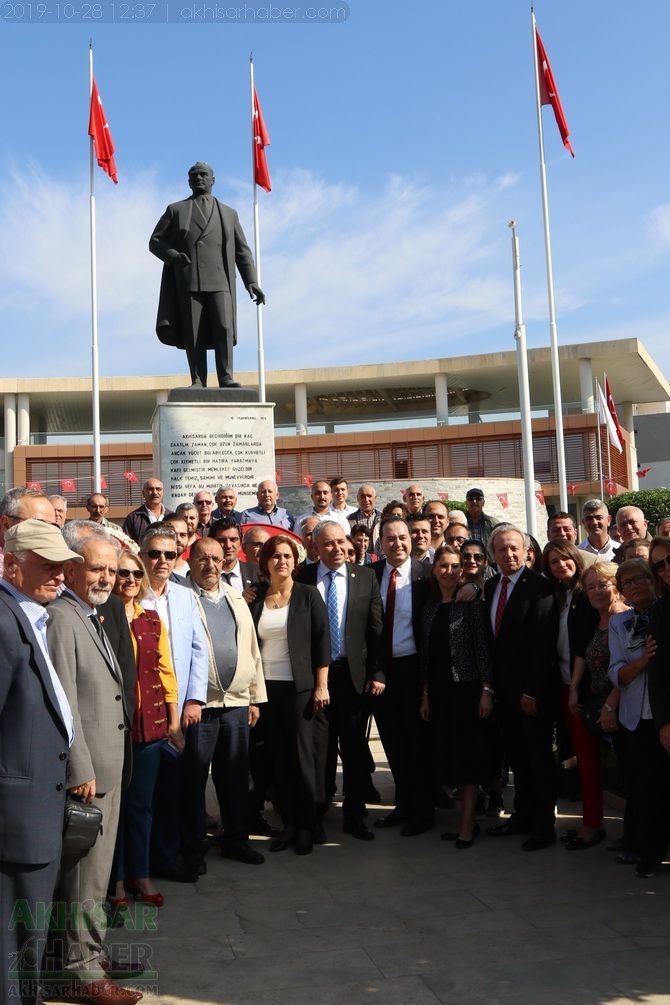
[420,545,493,847]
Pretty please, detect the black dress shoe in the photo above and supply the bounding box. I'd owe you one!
[374,807,407,829]
[295,829,313,855]
[363,783,382,804]
[269,826,295,852]
[220,840,265,865]
[343,817,375,841]
[248,814,275,837]
[522,832,557,852]
[400,817,433,837]
[486,817,528,837]
[220,379,241,388]
[564,828,606,851]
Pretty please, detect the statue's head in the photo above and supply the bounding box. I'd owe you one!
[188,162,215,195]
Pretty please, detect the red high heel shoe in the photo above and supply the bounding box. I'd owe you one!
[126,879,164,907]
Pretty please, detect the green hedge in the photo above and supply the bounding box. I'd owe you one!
[607,488,670,531]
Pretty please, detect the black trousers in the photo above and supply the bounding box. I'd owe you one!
[498,698,557,835]
[314,661,370,820]
[264,682,318,831]
[178,290,234,387]
[615,719,670,867]
[1,857,59,1004]
[373,654,432,819]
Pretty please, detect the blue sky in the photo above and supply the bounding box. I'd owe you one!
[1,0,669,391]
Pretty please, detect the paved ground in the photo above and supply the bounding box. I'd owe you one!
[100,736,670,1005]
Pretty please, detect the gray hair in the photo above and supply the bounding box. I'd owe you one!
[139,525,177,551]
[311,519,344,545]
[0,487,48,517]
[487,523,529,561]
[582,498,607,516]
[61,520,121,556]
[48,494,68,509]
[175,502,197,516]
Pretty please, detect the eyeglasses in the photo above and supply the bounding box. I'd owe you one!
[117,568,144,580]
[652,554,670,573]
[620,574,652,591]
[446,537,468,546]
[586,581,614,593]
[146,549,177,561]
[462,552,485,562]
[195,500,213,506]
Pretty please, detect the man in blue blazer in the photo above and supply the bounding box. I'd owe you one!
[0,520,82,1005]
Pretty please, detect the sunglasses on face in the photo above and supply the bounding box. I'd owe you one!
[146,549,177,561]
[117,568,144,580]
[462,552,485,562]
[652,554,670,573]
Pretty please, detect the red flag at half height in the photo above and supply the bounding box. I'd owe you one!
[535,27,574,157]
[253,87,271,192]
[89,77,118,183]
[604,374,625,451]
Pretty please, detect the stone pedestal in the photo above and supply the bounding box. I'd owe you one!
[152,390,275,511]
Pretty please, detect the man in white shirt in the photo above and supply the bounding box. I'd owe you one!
[294,480,351,535]
[330,477,357,517]
[579,499,619,561]
[209,519,260,599]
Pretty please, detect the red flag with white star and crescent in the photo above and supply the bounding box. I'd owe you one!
[88,76,118,183]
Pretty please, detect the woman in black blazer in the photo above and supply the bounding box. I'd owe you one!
[251,535,330,856]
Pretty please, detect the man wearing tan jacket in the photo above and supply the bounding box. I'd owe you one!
[182,537,266,870]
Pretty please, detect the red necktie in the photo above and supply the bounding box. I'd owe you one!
[494,576,510,638]
[385,567,398,662]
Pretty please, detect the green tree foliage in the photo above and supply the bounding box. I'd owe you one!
[607,488,670,531]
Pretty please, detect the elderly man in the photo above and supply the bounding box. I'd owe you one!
[0,521,80,1005]
[122,479,172,545]
[85,494,111,527]
[139,526,208,882]
[616,505,649,544]
[444,522,470,550]
[46,534,142,1003]
[579,499,619,560]
[403,484,425,516]
[241,479,294,529]
[193,490,215,537]
[49,495,68,527]
[182,537,267,869]
[373,517,433,835]
[0,487,57,577]
[298,521,384,841]
[242,526,270,568]
[464,488,498,547]
[347,485,382,554]
[295,480,351,535]
[485,525,557,851]
[212,486,243,524]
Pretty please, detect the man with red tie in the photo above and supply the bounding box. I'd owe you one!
[484,526,558,851]
[372,517,432,835]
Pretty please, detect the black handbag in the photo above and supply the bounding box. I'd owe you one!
[580,690,609,737]
[62,795,103,861]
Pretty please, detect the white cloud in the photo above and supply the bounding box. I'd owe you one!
[646,203,670,246]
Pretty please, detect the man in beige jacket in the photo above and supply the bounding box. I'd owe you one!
[183,537,267,870]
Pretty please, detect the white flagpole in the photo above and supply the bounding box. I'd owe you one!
[250,54,266,404]
[531,9,568,511]
[89,44,102,493]
[509,220,537,538]
[594,377,604,500]
[602,373,613,481]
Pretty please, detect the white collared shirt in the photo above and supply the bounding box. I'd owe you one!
[578,538,619,561]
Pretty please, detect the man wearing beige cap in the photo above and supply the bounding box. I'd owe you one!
[0,519,81,1005]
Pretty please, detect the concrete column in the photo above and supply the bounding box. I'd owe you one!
[4,394,17,491]
[17,394,30,447]
[623,401,638,491]
[578,358,594,413]
[435,373,449,427]
[156,391,168,405]
[295,383,308,436]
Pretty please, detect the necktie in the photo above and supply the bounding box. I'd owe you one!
[385,567,398,663]
[89,612,104,639]
[221,572,233,585]
[326,570,341,662]
[494,576,510,638]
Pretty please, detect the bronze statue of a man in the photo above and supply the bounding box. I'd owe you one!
[150,162,265,388]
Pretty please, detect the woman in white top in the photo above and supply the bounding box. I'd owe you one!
[251,535,330,857]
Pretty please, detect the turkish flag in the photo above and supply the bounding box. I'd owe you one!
[60,479,76,493]
[253,87,271,192]
[605,478,617,496]
[26,480,41,491]
[100,475,108,489]
[535,26,574,157]
[88,76,118,183]
[535,490,545,506]
[604,375,625,451]
[302,474,314,488]
[437,492,449,501]
[496,492,509,509]
[275,469,281,483]
[567,483,577,497]
[637,467,652,478]
[123,471,138,483]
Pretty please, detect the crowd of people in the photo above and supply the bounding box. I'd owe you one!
[2,477,670,1005]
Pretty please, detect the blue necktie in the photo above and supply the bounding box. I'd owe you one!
[326,570,341,662]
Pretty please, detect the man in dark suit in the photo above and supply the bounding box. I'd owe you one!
[372,517,433,835]
[150,162,264,388]
[209,518,260,598]
[46,537,141,1004]
[298,520,384,840]
[0,520,81,1005]
[484,525,558,851]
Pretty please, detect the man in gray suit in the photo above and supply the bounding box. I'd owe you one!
[0,520,80,1005]
[150,162,264,388]
[46,537,142,1005]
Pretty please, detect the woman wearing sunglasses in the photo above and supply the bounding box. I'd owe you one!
[109,550,183,917]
